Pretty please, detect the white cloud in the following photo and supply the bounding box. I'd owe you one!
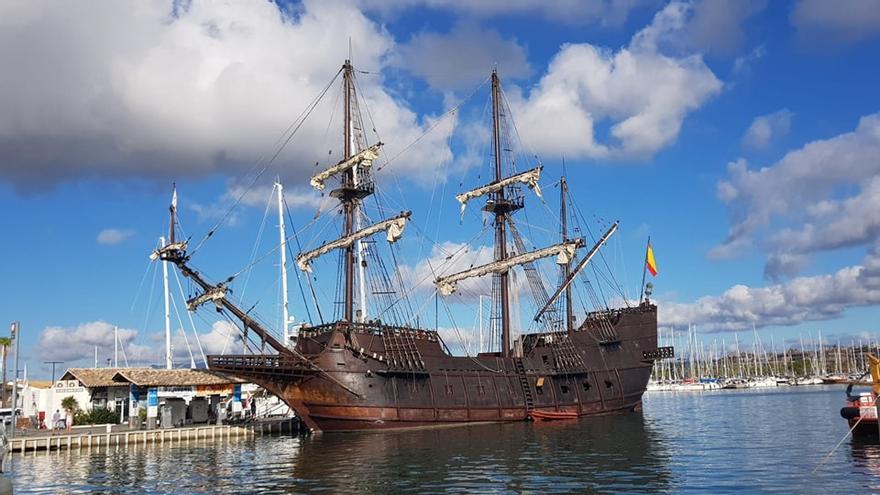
[508,1,722,160]
[167,320,243,361]
[791,0,880,46]
[733,44,765,74]
[38,320,139,364]
[763,252,809,281]
[0,0,453,189]
[400,241,497,296]
[742,109,793,150]
[188,180,324,227]
[769,176,880,255]
[394,21,531,91]
[683,0,766,55]
[661,245,880,331]
[97,228,136,245]
[359,0,649,27]
[713,112,880,264]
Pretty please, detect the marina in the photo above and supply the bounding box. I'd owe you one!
[2,1,879,493]
[6,386,880,494]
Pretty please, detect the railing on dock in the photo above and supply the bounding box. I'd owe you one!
[7,418,300,455]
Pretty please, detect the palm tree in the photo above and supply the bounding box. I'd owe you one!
[0,337,11,407]
[61,395,79,414]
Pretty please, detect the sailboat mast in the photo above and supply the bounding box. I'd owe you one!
[560,175,573,333]
[160,236,172,370]
[169,183,177,245]
[277,182,291,345]
[342,60,356,323]
[491,69,511,358]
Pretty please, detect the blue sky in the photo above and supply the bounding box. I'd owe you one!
[1,0,880,378]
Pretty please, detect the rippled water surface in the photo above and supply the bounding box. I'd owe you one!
[10,386,880,493]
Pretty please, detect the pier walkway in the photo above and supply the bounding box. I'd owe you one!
[6,417,299,455]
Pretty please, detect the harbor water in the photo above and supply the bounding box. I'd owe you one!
[10,385,880,493]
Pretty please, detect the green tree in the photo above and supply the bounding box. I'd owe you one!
[0,336,11,407]
[74,407,118,426]
[61,395,79,415]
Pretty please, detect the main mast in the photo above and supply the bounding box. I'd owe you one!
[342,60,356,322]
[490,69,512,358]
[560,176,573,333]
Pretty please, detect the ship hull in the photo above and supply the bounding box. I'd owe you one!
[210,304,659,432]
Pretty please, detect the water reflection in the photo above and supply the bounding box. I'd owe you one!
[292,413,672,494]
[19,387,880,493]
[850,438,880,492]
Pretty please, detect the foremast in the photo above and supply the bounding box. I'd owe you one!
[151,189,290,355]
[303,60,410,325]
[341,59,357,323]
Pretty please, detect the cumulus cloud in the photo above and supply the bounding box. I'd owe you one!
[769,176,880,255]
[394,21,531,91]
[508,1,722,160]
[0,0,453,190]
[713,112,880,266]
[188,180,325,227]
[763,252,808,282]
[683,0,766,55]
[167,320,243,363]
[36,317,250,367]
[97,228,136,245]
[642,0,766,56]
[661,245,880,331]
[38,320,140,364]
[398,236,559,304]
[400,241,498,296]
[742,109,793,150]
[791,0,880,46]
[359,0,649,27]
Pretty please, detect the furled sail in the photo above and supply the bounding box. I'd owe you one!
[534,221,619,322]
[434,239,583,296]
[149,241,188,261]
[296,211,411,272]
[309,143,383,191]
[455,166,543,216]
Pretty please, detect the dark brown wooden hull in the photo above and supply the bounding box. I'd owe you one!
[209,304,659,432]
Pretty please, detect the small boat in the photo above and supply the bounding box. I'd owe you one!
[840,354,880,439]
[529,410,579,421]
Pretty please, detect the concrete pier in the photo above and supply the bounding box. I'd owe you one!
[7,418,299,454]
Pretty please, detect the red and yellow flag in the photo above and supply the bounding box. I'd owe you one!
[646,243,658,277]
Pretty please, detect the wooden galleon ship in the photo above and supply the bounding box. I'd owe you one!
[153,60,669,432]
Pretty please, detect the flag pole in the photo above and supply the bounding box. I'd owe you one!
[639,236,650,305]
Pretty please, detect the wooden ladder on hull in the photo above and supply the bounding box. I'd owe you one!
[514,358,535,412]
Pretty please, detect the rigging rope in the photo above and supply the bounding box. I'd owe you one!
[190,68,343,257]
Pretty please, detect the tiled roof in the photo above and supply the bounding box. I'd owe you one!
[60,368,142,388]
[111,369,245,387]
